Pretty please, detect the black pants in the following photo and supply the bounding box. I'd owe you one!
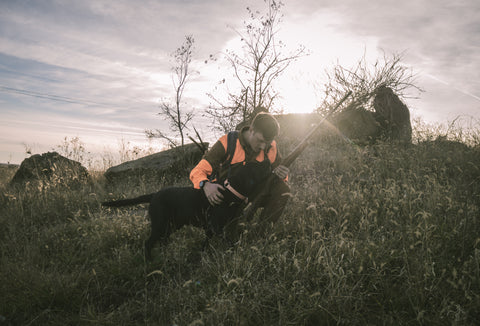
[224,177,290,240]
[256,177,291,225]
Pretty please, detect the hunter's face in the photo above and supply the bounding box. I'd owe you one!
[248,130,270,154]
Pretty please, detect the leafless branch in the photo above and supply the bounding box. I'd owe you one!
[150,35,196,147]
[318,51,424,116]
[206,0,306,131]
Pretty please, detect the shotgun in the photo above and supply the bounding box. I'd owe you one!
[242,91,352,220]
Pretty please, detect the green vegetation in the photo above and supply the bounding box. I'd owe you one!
[1,122,479,325]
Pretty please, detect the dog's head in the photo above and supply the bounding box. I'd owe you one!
[223,160,271,200]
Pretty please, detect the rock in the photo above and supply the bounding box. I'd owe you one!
[331,105,381,143]
[270,110,379,145]
[208,90,412,151]
[324,87,412,144]
[275,113,323,140]
[9,152,90,189]
[373,86,412,142]
[104,143,208,184]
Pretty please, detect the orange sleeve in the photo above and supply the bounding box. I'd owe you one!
[190,135,228,188]
[189,159,213,189]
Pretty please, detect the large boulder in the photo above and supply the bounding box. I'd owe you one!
[216,89,412,150]
[9,152,90,190]
[331,105,381,143]
[104,143,208,185]
[275,113,323,140]
[373,86,412,142]
[326,87,412,144]
[269,111,379,145]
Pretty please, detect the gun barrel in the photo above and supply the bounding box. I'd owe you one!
[281,91,352,167]
[242,91,352,220]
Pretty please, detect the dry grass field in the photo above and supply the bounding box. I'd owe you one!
[1,121,479,325]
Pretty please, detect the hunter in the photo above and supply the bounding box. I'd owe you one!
[190,112,290,232]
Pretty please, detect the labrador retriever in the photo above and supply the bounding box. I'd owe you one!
[102,160,270,260]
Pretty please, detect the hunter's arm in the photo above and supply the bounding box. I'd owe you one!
[189,136,227,188]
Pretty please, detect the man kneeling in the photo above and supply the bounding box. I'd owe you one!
[190,112,291,235]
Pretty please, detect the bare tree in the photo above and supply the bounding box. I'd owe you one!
[147,35,195,147]
[206,0,306,132]
[318,51,424,116]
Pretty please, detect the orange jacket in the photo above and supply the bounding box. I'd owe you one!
[190,128,283,189]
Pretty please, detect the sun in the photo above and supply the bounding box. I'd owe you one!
[275,76,320,114]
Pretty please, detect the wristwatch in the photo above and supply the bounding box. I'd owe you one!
[199,180,209,189]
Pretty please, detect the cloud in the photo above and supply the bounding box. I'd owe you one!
[309,0,480,95]
[1,0,479,164]
[276,0,480,120]
[0,0,252,114]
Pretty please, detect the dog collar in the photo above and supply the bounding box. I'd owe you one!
[224,180,248,204]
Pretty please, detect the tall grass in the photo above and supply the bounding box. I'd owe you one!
[1,121,479,325]
[55,136,159,171]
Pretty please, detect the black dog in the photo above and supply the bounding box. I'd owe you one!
[102,160,271,260]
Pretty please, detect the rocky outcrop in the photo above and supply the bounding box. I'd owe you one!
[9,152,90,189]
[373,86,412,143]
[331,105,380,143]
[104,143,208,184]
[241,88,412,145]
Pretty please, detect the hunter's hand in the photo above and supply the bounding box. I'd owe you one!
[273,165,289,180]
[203,182,225,206]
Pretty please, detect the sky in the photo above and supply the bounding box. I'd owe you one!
[0,0,479,165]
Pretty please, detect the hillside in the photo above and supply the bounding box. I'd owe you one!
[0,130,479,325]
